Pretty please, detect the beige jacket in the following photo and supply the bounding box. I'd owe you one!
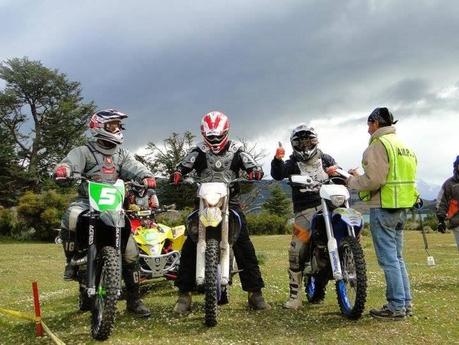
[347,126,396,208]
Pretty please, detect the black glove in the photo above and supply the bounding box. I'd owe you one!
[437,221,447,233]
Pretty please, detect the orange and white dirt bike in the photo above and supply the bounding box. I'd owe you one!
[125,183,185,282]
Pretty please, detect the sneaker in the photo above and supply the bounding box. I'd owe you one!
[370,305,405,321]
[173,292,192,314]
[248,291,271,310]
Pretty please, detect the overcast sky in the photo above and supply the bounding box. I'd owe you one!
[1,0,459,192]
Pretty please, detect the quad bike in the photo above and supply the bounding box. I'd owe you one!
[65,176,126,340]
[291,169,367,319]
[126,206,185,282]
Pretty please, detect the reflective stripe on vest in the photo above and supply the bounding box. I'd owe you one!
[359,133,418,208]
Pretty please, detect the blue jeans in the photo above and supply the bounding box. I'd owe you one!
[370,208,412,313]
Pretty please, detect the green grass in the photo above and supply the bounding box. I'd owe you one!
[0,232,458,345]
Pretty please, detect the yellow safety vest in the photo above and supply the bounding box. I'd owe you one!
[359,133,419,208]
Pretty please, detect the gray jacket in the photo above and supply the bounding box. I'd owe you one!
[436,175,459,228]
[57,141,152,199]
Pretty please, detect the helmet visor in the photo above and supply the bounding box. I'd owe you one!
[104,120,122,133]
[292,131,317,151]
[206,134,225,144]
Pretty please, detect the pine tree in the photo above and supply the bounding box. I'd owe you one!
[262,184,291,217]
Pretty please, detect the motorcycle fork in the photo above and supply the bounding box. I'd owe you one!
[87,209,97,297]
[321,199,343,280]
[196,198,206,286]
[220,196,230,286]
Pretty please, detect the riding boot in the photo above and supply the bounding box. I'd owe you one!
[248,290,271,310]
[123,263,151,317]
[173,291,192,314]
[61,229,76,281]
[283,269,303,310]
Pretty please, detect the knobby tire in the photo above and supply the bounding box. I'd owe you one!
[335,236,367,320]
[204,238,219,327]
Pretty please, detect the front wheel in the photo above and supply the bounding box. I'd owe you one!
[91,246,121,340]
[204,238,220,327]
[335,237,367,319]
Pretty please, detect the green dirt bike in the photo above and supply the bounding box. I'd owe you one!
[68,177,126,341]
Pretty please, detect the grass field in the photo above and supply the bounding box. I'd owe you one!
[0,232,458,345]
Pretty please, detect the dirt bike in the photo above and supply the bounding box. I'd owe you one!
[126,205,185,282]
[67,176,126,340]
[185,177,243,327]
[291,169,367,319]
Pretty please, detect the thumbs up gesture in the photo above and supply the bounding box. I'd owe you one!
[275,142,285,160]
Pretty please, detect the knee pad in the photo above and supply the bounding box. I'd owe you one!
[292,223,311,243]
[62,205,87,232]
[123,235,140,264]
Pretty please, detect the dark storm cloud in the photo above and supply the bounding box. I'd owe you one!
[1,0,459,150]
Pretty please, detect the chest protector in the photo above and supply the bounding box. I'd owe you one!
[200,142,239,182]
[84,143,120,183]
[296,152,328,193]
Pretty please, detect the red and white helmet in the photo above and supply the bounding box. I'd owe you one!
[200,111,230,153]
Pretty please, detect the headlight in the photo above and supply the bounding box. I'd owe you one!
[204,194,222,207]
[330,195,346,207]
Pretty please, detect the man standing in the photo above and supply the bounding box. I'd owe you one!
[347,107,419,320]
[436,156,459,250]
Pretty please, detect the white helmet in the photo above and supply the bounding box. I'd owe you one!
[290,124,318,161]
[88,109,128,145]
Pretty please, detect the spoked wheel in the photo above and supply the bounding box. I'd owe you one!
[204,238,220,327]
[91,246,121,340]
[305,269,329,304]
[335,237,367,319]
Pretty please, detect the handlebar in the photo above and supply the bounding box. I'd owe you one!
[177,176,257,185]
[289,169,349,187]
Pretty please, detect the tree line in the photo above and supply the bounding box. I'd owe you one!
[0,57,293,241]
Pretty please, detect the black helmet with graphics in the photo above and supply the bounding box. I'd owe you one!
[89,109,128,146]
[290,124,319,161]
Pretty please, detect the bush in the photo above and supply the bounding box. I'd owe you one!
[155,208,192,227]
[246,212,289,235]
[16,189,76,241]
[0,207,18,236]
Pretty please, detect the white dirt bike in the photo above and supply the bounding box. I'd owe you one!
[291,169,367,319]
[185,177,244,327]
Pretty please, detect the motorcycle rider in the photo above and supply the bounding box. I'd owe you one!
[172,111,271,313]
[271,124,338,309]
[54,109,156,317]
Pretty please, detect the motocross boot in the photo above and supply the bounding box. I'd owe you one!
[283,269,303,310]
[248,290,271,310]
[61,229,76,281]
[123,263,151,317]
[173,292,192,314]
